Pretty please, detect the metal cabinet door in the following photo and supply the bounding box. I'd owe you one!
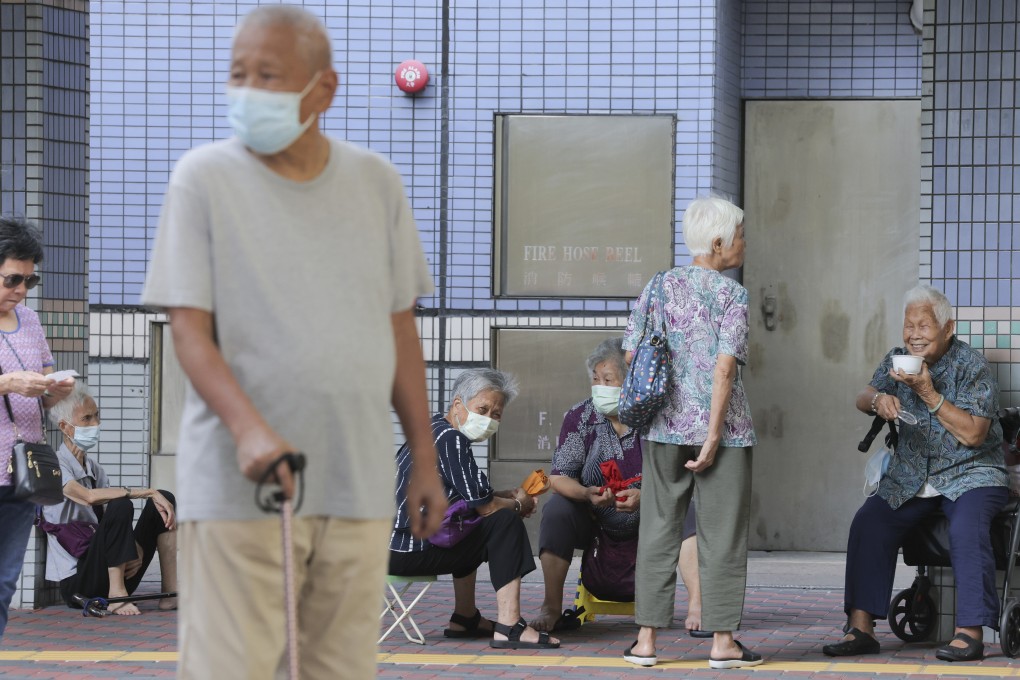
[742,99,921,550]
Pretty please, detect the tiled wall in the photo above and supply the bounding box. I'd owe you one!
[920,0,1020,406]
[2,0,90,610]
[742,0,921,98]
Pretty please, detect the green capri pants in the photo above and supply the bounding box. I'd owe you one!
[635,441,753,632]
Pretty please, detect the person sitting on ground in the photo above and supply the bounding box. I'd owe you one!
[389,368,559,649]
[823,284,1008,662]
[40,383,178,615]
[532,337,704,636]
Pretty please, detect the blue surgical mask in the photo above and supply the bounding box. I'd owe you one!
[72,425,100,451]
[591,385,622,416]
[226,72,321,155]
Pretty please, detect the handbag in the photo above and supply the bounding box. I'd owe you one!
[618,271,672,429]
[430,498,482,548]
[2,364,63,505]
[580,524,638,602]
[35,512,97,558]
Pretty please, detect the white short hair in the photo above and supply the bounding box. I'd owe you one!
[48,381,93,427]
[682,196,744,257]
[903,284,953,328]
[236,5,332,72]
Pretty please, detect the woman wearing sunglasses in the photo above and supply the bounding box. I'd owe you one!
[0,216,75,640]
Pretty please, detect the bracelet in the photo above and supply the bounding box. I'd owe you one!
[870,392,883,413]
[513,498,522,514]
[123,487,131,499]
[928,394,946,414]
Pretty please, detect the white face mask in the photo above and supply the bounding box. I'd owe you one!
[70,424,100,451]
[591,384,621,416]
[456,403,499,442]
[226,71,321,154]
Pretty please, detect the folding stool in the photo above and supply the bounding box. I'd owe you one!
[378,574,437,644]
[572,572,634,624]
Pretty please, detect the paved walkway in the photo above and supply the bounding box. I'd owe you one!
[3,552,1016,679]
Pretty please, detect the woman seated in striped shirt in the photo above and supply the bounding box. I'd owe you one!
[389,368,559,650]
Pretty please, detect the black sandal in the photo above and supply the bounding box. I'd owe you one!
[443,609,494,638]
[489,617,560,649]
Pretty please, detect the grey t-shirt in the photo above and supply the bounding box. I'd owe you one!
[142,137,434,522]
[41,444,108,582]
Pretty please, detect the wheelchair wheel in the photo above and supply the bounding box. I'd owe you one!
[888,587,936,642]
[1000,600,1020,658]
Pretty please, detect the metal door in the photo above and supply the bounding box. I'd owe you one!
[743,100,921,550]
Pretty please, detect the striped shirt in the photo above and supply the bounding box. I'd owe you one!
[390,413,494,552]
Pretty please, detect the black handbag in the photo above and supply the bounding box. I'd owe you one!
[2,366,63,505]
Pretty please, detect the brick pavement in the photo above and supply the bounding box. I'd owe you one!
[3,573,1019,679]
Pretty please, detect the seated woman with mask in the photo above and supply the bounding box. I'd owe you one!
[41,382,177,615]
[389,368,559,649]
[532,338,702,635]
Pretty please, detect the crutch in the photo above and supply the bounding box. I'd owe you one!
[256,452,307,680]
[71,591,178,618]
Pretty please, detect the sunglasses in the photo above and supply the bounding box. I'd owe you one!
[0,273,41,290]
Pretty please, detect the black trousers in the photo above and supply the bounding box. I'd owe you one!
[60,490,176,607]
[389,507,535,592]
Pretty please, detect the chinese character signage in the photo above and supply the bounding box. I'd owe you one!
[489,327,624,463]
[494,114,675,297]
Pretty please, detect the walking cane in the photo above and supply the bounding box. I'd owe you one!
[256,452,307,680]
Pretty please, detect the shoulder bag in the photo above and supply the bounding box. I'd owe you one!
[618,271,672,429]
[429,498,482,548]
[2,364,63,505]
[35,511,97,558]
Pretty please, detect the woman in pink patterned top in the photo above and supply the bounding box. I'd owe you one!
[622,196,760,670]
[0,216,75,640]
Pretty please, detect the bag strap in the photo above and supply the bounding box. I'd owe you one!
[0,357,24,441]
[636,271,666,343]
[0,334,49,441]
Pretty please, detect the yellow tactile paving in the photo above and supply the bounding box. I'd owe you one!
[4,649,1020,677]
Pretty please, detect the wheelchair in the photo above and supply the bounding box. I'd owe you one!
[858,407,1020,657]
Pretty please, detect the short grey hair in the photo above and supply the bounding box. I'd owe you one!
[450,368,519,408]
[585,337,626,378]
[48,381,94,427]
[682,195,744,257]
[904,284,953,328]
[236,5,332,72]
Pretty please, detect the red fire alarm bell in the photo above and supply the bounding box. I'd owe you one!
[395,60,429,94]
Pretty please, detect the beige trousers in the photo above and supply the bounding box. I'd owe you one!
[177,516,391,680]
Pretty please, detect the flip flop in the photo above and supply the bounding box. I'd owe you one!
[689,629,714,638]
[623,641,657,667]
[490,617,560,649]
[443,609,494,638]
[708,640,763,669]
[552,608,582,632]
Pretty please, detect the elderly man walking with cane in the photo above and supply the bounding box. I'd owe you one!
[142,5,446,679]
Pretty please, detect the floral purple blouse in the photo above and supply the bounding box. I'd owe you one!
[551,399,642,539]
[622,265,756,447]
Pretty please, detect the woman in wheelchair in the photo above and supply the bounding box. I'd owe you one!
[823,285,1009,662]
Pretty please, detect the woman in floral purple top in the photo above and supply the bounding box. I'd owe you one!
[532,338,703,635]
[622,196,761,669]
[0,216,75,640]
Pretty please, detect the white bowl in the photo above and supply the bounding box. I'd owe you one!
[892,354,923,374]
